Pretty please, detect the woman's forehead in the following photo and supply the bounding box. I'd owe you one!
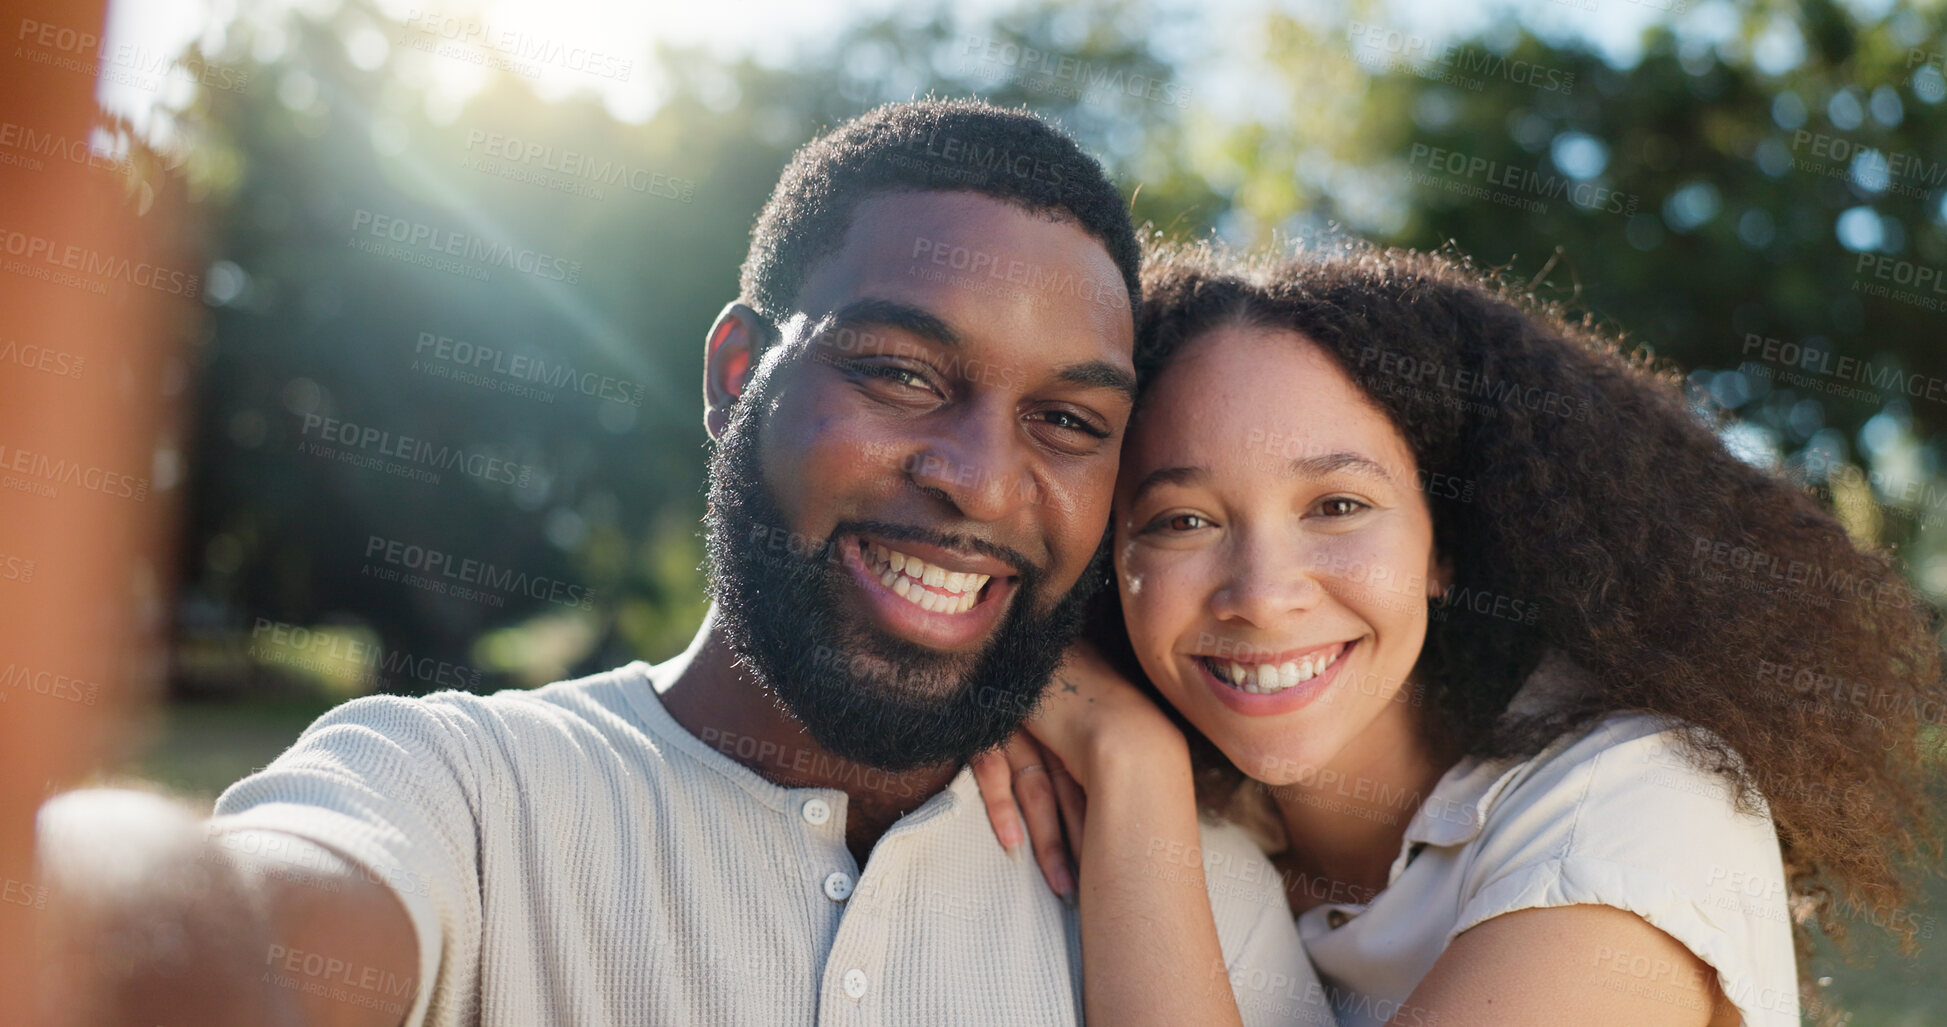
[1122,325,1414,481]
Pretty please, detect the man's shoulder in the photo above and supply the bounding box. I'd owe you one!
[1185,817,1304,990]
[375,660,642,717]
[1191,816,1288,918]
[287,661,663,771]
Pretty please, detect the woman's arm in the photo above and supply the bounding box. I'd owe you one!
[998,644,1248,1027]
[1073,716,1246,1027]
[1393,905,1734,1027]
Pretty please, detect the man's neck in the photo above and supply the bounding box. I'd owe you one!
[656,607,963,865]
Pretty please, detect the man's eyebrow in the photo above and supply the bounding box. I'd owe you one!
[1053,360,1138,402]
[822,297,961,348]
[818,300,1134,399]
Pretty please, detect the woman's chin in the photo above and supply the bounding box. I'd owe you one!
[1199,717,1355,787]
[1211,734,1339,789]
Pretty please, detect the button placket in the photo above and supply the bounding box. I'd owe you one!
[819,840,897,1024]
[794,790,855,908]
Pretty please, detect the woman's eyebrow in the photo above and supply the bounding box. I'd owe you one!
[1286,452,1396,483]
[1130,465,1204,505]
[1131,452,1396,505]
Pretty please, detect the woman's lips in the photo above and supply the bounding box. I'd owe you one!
[1193,639,1358,717]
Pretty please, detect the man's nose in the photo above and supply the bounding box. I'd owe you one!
[907,402,1035,524]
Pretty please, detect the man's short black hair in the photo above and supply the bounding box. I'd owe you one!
[738,98,1140,332]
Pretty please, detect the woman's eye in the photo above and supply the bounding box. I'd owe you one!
[1316,497,1370,517]
[1139,512,1209,534]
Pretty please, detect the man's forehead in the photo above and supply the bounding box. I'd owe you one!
[790,190,1134,354]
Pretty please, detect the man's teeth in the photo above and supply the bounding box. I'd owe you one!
[1210,648,1342,695]
[865,542,990,615]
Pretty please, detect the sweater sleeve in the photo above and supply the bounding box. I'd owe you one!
[210,693,492,1027]
[1198,819,1337,1026]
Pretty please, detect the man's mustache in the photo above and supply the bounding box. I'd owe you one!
[834,518,1037,581]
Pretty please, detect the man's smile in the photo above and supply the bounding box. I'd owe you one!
[839,533,1020,651]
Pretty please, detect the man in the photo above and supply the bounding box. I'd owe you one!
[38,99,1312,1026]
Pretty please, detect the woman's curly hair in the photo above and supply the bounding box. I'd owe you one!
[1121,238,1946,971]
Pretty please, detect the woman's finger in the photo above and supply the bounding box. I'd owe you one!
[1011,738,1076,901]
[1046,752,1088,876]
[969,746,1025,858]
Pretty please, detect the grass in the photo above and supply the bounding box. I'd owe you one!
[116,697,339,808]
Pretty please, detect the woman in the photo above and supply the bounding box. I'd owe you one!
[972,241,1944,1026]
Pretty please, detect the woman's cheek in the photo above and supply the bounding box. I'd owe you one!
[1313,532,1414,622]
[1315,529,1432,694]
[1118,549,1202,688]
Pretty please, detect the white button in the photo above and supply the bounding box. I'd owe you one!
[802,797,831,826]
[842,968,868,1000]
[823,871,854,901]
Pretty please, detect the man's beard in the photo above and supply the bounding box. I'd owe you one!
[703,379,1108,772]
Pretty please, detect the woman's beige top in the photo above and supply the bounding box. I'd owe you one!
[1293,705,1800,1027]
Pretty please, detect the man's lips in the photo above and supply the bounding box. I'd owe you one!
[853,532,1020,579]
[839,534,1019,650]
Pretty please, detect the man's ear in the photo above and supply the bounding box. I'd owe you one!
[703,302,766,440]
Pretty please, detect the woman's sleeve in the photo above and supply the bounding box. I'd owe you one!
[1451,716,1802,1027]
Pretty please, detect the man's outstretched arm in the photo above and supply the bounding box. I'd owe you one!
[37,789,419,1027]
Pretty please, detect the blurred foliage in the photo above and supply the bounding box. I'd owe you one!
[150,0,1944,701]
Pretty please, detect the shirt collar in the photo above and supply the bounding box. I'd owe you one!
[1393,651,1591,867]
[1399,754,1525,851]
[625,659,971,834]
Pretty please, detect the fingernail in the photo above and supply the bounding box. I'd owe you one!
[1053,865,1076,902]
[1005,841,1024,863]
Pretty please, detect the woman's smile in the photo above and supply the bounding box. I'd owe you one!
[1187,638,1359,715]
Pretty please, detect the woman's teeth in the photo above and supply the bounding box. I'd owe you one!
[864,541,989,615]
[1205,647,1343,695]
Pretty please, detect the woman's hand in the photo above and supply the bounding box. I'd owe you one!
[972,639,1184,899]
[971,731,1084,900]
[1025,638,1183,790]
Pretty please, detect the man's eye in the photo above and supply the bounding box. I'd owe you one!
[863,365,926,388]
[1032,409,1109,438]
